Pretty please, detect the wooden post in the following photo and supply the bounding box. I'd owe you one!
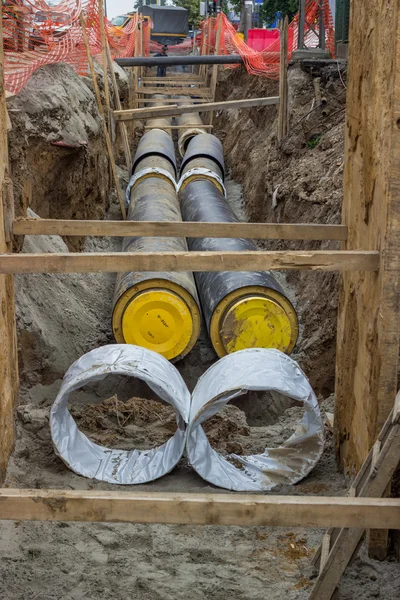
[334,0,400,559]
[105,42,132,170]
[79,14,126,220]
[0,5,18,484]
[208,15,222,125]
[98,0,111,121]
[278,16,289,142]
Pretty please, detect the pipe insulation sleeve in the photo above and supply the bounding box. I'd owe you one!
[176,98,208,158]
[126,167,177,204]
[180,133,225,180]
[179,177,298,357]
[177,167,226,197]
[131,129,177,177]
[50,345,190,484]
[146,94,173,136]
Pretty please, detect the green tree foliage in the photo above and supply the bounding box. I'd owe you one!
[260,0,298,25]
[174,0,201,29]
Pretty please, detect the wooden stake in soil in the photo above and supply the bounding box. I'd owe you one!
[0,3,18,484]
[79,13,126,220]
[208,15,222,126]
[278,16,289,141]
[105,42,132,170]
[98,0,111,121]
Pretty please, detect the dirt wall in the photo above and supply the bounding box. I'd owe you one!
[214,65,346,396]
[7,63,112,251]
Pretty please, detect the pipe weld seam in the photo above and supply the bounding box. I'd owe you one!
[126,167,177,204]
[176,168,227,197]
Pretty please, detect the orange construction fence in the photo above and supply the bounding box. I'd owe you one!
[2,1,335,95]
[1,0,149,95]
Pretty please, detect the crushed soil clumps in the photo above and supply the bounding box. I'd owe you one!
[70,396,177,450]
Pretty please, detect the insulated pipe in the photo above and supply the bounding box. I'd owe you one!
[146,94,173,136]
[178,135,299,358]
[115,55,243,67]
[176,97,207,158]
[113,130,201,361]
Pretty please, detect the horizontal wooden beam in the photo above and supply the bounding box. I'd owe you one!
[143,76,205,81]
[114,96,280,122]
[136,87,211,97]
[137,99,207,104]
[143,125,213,130]
[13,219,348,241]
[0,251,379,274]
[0,490,398,528]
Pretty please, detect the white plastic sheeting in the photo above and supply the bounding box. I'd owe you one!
[50,345,190,485]
[50,345,324,489]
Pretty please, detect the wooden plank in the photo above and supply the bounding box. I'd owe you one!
[334,0,400,559]
[114,96,280,122]
[208,15,222,126]
[98,0,111,119]
[143,124,213,130]
[137,99,207,104]
[13,219,348,241]
[0,490,398,529]
[79,14,126,220]
[0,251,380,275]
[278,16,289,141]
[309,412,400,599]
[135,87,212,97]
[106,41,132,170]
[0,3,18,484]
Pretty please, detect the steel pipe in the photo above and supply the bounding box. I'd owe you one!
[178,135,299,358]
[113,131,201,361]
[131,128,177,177]
[176,97,208,158]
[115,55,243,67]
[146,94,173,136]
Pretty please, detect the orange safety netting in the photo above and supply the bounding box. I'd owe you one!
[2,0,149,95]
[2,0,335,94]
[199,2,335,79]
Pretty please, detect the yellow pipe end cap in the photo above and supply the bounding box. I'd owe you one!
[220,296,295,355]
[122,289,194,361]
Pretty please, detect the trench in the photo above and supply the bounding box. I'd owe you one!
[4,62,398,600]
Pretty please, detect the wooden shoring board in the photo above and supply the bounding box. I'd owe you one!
[143,124,213,130]
[334,0,400,559]
[0,4,18,484]
[278,16,289,141]
[0,491,398,529]
[79,14,126,220]
[114,96,280,122]
[208,16,222,126]
[105,42,131,170]
[13,219,348,241]
[0,251,379,275]
[309,397,400,600]
[135,87,211,97]
[136,99,208,104]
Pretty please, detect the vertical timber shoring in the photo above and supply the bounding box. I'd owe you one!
[0,5,18,484]
[278,16,289,142]
[334,0,400,559]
